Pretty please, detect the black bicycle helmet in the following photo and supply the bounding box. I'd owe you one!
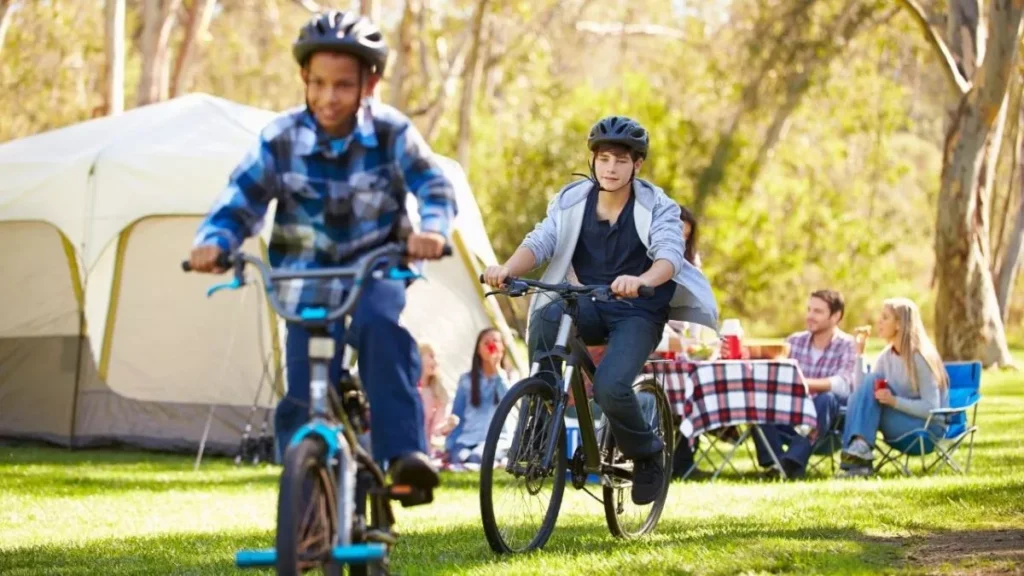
[292,10,389,74]
[587,116,649,159]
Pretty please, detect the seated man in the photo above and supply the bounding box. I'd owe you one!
[755,289,858,478]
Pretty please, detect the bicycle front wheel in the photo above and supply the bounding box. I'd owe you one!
[602,376,674,538]
[276,437,342,576]
[479,377,567,554]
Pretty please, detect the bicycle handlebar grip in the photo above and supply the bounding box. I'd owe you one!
[441,245,453,257]
[638,286,656,298]
[181,252,232,272]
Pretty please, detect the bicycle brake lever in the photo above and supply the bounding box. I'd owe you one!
[206,277,243,298]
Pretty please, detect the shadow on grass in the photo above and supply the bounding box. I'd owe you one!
[0,521,902,576]
[3,494,1023,575]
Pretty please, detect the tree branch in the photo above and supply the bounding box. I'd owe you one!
[292,0,321,13]
[896,0,971,95]
[574,21,685,40]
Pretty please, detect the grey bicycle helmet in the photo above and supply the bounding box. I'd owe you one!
[587,116,649,159]
[293,11,389,74]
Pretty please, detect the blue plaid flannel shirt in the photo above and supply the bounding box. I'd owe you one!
[194,101,457,313]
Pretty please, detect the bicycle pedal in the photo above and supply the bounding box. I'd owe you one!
[388,484,433,507]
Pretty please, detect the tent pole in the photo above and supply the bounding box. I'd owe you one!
[194,282,248,470]
[194,405,217,471]
[68,308,86,450]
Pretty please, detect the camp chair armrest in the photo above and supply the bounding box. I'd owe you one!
[928,402,979,416]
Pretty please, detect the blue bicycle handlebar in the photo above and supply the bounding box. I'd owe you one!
[183,243,452,325]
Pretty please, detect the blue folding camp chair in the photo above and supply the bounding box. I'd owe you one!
[874,361,982,476]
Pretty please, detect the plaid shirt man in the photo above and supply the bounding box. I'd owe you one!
[786,329,859,399]
[195,101,457,312]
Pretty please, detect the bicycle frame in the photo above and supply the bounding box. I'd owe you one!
[526,297,604,476]
[186,243,436,569]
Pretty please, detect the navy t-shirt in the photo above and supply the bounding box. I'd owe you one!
[570,190,674,324]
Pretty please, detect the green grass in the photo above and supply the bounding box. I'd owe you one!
[2,358,1022,575]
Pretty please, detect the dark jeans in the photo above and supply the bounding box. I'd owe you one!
[274,277,424,464]
[754,392,841,473]
[528,297,664,460]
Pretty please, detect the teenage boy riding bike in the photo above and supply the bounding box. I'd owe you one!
[188,10,456,497]
[482,116,718,504]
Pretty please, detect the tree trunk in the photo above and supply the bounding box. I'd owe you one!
[995,175,1024,320]
[389,0,415,110]
[0,0,15,60]
[359,0,380,26]
[137,0,181,106]
[935,0,1022,367]
[170,0,217,98]
[456,0,488,171]
[991,79,1021,271]
[102,0,126,115]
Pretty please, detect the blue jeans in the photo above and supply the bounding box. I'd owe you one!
[274,277,424,463]
[528,298,664,460]
[842,372,944,449]
[755,392,841,472]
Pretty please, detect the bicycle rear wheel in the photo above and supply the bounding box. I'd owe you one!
[602,376,673,538]
[479,377,567,554]
[276,437,342,576]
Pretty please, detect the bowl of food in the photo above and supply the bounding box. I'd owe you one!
[686,342,718,361]
[745,343,790,360]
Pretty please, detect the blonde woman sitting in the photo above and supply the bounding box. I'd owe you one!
[418,343,457,457]
[840,298,949,476]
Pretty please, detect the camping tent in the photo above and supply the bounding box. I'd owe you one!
[0,93,521,455]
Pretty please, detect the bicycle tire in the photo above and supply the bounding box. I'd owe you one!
[602,376,674,538]
[480,377,567,554]
[276,437,342,576]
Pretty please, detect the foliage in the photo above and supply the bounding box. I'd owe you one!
[1,0,1021,338]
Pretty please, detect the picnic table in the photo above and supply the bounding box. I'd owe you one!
[643,358,819,480]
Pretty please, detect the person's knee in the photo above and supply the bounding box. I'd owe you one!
[592,378,634,414]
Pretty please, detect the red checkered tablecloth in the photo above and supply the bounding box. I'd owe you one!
[643,359,818,439]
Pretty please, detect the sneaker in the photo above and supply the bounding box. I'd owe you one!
[631,457,665,505]
[838,464,872,478]
[389,451,441,507]
[841,438,874,464]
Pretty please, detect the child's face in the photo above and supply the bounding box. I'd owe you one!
[421,350,437,377]
[594,150,641,192]
[478,332,504,364]
[302,52,378,136]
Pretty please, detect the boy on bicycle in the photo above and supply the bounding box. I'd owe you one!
[187,10,455,498]
[483,116,718,504]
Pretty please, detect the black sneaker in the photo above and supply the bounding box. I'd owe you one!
[389,451,441,507]
[631,456,665,505]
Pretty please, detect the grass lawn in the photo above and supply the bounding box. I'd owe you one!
[2,357,1022,575]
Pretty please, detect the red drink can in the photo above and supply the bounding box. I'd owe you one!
[874,378,888,392]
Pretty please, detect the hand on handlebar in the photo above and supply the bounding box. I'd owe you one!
[406,232,448,260]
[188,245,229,274]
[482,265,511,289]
[610,275,649,299]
